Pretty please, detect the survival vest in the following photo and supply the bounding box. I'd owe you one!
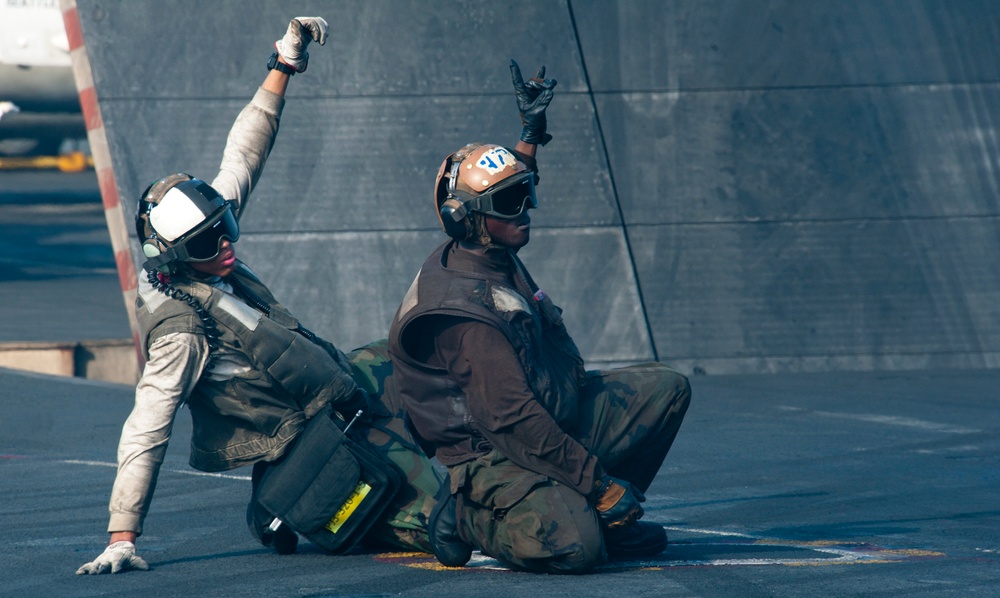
[388,241,586,466]
[136,262,360,472]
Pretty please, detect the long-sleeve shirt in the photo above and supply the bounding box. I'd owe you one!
[108,87,283,534]
[418,244,603,496]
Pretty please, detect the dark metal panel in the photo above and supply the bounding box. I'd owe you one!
[234,226,652,365]
[571,0,1000,92]
[631,218,1000,373]
[235,230,441,352]
[76,0,588,99]
[101,93,618,233]
[595,84,1000,225]
[78,0,1000,374]
[517,226,654,364]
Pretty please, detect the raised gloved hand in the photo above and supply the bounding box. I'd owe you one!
[510,59,557,146]
[76,541,149,575]
[275,16,329,73]
[592,475,645,528]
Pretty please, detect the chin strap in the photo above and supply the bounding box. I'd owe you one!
[471,212,501,248]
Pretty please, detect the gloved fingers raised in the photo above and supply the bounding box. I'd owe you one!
[511,61,556,103]
[510,59,531,105]
[526,65,557,92]
[511,58,556,145]
[511,60,557,102]
[275,16,329,73]
[294,16,329,45]
[76,541,150,575]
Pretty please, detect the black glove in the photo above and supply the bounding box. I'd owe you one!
[592,475,645,528]
[510,59,557,146]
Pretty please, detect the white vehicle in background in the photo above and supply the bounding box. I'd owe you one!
[0,0,85,156]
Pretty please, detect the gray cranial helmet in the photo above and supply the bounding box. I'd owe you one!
[135,173,239,272]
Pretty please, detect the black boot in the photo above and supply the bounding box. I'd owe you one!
[604,520,667,560]
[268,521,299,555]
[428,482,473,567]
[247,462,298,555]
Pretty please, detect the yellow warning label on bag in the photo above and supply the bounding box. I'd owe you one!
[324,481,372,534]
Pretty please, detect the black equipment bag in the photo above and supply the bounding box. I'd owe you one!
[253,406,403,554]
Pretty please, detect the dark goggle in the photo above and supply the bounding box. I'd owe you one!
[469,173,537,219]
[175,203,240,262]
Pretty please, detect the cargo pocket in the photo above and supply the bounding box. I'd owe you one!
[489,473,550,522]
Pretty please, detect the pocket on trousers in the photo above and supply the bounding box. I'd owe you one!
[489,472,550,522]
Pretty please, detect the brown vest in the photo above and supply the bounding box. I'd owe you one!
[388,241,585,466]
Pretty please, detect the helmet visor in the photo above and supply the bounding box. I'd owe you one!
[178,203,240,261]
[477,173,537,219]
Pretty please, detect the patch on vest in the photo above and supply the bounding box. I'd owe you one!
[217,292,262,331]
[137,273,170,314]
[398,270,421,319]
[491,286,530,315]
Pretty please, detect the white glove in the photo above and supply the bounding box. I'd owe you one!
[274,16,328,72]
[0,101,20,122]
[76,541,150,575]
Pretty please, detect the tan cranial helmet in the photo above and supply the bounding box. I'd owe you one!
[434,143,537,241]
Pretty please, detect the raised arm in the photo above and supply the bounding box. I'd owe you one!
[210,16,329,218]
[76,16,328,576]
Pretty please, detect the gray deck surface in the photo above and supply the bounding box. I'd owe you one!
[2,364,998,597]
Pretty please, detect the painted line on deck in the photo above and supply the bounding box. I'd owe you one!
[60,458,251,481]
[377,526,946,572]
[779,406,980,434]
[813,412,980,434]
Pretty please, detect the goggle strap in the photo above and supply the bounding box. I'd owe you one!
[143,246,182,272]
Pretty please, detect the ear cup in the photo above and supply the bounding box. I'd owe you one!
[141,239,177,274]
[136,173,196,276]
[142,240,163,259]
[439,197,473,240]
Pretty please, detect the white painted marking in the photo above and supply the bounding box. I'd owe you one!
[60,459,250,481]
[661,525,756,538]
[458,543,908,571]
[797,410,979,434]
[445,525,938,570]
[62,459,116,468]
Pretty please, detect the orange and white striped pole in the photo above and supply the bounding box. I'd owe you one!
[60,0,144,367]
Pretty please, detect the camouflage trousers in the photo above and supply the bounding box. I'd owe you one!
[344,339,444,553]
[448,362,691,573]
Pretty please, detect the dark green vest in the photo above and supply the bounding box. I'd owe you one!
[136,262,359,472]
[388,241,585,466]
